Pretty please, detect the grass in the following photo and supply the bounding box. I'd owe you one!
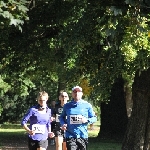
[0,123,23,129]
[0,121,122,150]
[88,135,121,150]
[0,124,26,147]
[87,121,122,150]
[88,141,121,150]
[0,129,26,145]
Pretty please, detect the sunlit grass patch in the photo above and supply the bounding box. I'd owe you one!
[88,129,99,137]
[0,123,23,129]
[88,121,100,137]
[0,127,27,144]
[0,128,24,132]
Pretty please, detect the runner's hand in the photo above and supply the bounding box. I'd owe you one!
[28,130,35,135]
[48,132,55,138]
[82,116,88,123]
[61,124,67,130]
[51,117,55,122]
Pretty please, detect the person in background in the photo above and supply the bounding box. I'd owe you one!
[50,100,56,146]
[59,86,97,150]
[53,90,69,150]
[21,91,55,150]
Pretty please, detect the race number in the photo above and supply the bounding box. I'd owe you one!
[32,124,45,134]
[70,115,83,124]
[58,108,63,113]
[56,114,60,122]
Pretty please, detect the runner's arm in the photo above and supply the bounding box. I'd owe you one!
[59,105,67,126]
[21,108,35,135]
[87,104,97,124]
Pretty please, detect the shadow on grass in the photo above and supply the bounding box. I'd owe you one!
[0,131,27,145]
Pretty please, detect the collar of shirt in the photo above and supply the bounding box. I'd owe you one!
[71,99,83,105]
[36,104,48,110]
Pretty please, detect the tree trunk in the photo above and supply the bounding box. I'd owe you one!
[124,84,133,118]
[57,77,67,97]
[98,78,128,139]
[122,69,150,150]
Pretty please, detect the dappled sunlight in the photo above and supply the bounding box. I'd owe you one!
[0,129,24,132]
[88,121,100,137]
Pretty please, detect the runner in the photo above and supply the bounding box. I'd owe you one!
[53,90,69,150]
[59,86,97,150]
[50,100,56,145]
[21,91,55,150]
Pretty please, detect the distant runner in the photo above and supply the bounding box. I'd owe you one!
[52,90,69,150]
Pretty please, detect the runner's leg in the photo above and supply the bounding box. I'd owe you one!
[55,136,63,150]
[66,138,77,150]
[63,139,67,150]
[37,148,46,150]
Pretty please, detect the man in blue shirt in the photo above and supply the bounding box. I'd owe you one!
[59,86,97,150]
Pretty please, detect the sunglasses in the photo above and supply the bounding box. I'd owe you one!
[73,90,81,93]
[61,95,68,98]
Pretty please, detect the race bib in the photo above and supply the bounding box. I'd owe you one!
[58,108,63,113]
[56,114,60,122]
[32,124,45,134]
[70,115,83,124]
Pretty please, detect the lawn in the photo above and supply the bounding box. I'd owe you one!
[0,122,122,150]
[88,141,121,150]
[87,122,122,150]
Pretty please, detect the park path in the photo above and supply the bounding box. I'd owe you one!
[1,140,56,150]
[1,145,55,150]
[0,123,99,150]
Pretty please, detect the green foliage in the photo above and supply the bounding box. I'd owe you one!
[0,0,29,30]
[0,103,3,116]
[0,0,150,123]
[0,75,11,96]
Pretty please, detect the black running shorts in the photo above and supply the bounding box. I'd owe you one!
[28,137,48,150]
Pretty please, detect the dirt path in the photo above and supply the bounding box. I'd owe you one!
[1,139,55,150]
[1,145,55,150]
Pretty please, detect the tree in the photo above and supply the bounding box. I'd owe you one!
[0,0,29,118]
[0,0,29,30]
[0,0,88,121]
[99,78,128,139]
[55,1,150,148]
[1,2,150,149]
[122,68,150,150]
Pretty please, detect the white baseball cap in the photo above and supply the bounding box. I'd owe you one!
[72,86,82,92]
